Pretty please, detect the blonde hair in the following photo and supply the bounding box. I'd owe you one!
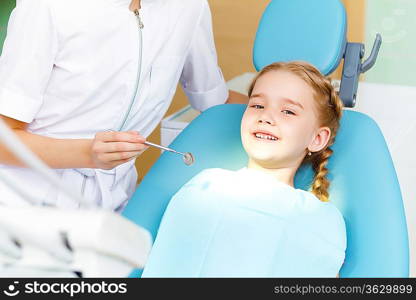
[248,61,344,202]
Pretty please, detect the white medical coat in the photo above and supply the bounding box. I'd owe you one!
[0,0,228,211]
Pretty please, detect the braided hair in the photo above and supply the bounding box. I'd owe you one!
[247,61,344,202]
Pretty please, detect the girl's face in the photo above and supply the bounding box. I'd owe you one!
[241,70,330,169]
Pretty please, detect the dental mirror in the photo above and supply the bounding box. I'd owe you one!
[183,152,195,166]
[144,141,195,166]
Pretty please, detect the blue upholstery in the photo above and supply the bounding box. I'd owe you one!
[123,0,409,277]
[123,105,409,277]
[253,0,347,74]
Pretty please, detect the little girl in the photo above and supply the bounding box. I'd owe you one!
[142,61,347,277]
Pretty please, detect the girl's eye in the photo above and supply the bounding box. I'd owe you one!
[251,104,264,109]
[282,110,295,115]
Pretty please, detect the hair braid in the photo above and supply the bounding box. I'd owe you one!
[310,147,333,202]
[308,78,343,202]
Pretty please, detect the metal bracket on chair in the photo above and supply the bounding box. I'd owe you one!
[361,34,382,73]
[339,34,382,107]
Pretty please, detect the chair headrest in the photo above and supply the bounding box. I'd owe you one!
[253,0,347,75]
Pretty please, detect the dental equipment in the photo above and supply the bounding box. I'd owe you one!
[105,130,195,166]
[0,206,152,277]
[0,118,153,277]
[144,141,195,166]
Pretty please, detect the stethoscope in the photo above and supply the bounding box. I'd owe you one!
[112,8,195,166]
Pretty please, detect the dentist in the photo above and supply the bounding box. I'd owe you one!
[0,0,247,211]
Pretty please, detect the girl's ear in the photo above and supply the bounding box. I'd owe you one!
[308,127,331,153]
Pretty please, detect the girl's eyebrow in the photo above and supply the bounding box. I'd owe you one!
[281,98,304,110]
[250,93,304,110]
[249,93,264,100]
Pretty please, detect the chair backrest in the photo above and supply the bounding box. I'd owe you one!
[123,0,409,277]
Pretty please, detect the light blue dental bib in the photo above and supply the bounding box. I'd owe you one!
[142,168,346,277]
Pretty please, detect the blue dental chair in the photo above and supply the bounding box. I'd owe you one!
[123,0,409,277]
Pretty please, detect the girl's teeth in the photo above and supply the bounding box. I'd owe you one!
[255,133,277,141]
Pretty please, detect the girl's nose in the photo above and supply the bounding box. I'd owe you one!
[257,110,275,125]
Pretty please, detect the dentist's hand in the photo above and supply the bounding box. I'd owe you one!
[90,130,148,170]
